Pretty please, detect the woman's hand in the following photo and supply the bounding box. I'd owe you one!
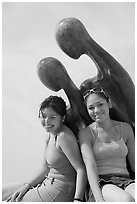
[6,184,30,202]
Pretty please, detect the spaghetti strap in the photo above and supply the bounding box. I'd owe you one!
[120,122,123,139]
[89,124,97,141]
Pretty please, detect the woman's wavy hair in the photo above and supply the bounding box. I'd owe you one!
[39,95,67,118]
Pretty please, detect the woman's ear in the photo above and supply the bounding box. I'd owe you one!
[108,99,112,108]
[62,116,65,123]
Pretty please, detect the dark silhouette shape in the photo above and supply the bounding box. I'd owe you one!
[55,17,135,129]
[37,57,92,136]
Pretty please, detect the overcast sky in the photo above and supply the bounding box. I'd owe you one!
[2,2,135,184]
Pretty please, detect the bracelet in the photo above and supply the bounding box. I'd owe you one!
[74,198,83,202]
[24,183,34,189]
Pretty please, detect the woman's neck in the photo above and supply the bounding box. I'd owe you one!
[50,124,64,137]
[96,117,113,130]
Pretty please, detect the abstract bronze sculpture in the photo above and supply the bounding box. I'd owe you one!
[37,17,135,132]
[55,18,135,127]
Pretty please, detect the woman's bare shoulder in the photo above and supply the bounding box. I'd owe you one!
[58,126,76,142]
[121,122,134,139]
[79,125,91,136]
[113,120,134,141]
[113,120,131,128]
[78,125,95,144]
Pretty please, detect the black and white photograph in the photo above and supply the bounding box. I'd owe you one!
[2,1,135,202]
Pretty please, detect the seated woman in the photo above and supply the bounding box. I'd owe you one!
[78,87,135,202]
[3,95,87,202]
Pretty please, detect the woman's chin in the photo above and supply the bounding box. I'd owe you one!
[45,126,54,132]
[95,117,104,123]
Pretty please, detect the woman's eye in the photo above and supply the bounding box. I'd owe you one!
[50,116,58,120]
[88,106,94,110]
[50,116,55,119]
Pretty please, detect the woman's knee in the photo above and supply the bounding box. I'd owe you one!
[119,193,135,202]
[125,183,135,199]
[102,184,135,202]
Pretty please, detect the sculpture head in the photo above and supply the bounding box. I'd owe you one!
[56,17,90,59]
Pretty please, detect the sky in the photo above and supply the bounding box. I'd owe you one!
[2,2,135,184]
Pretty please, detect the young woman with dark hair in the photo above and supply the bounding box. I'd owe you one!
[78,88,135,202]
[3,95,87,202]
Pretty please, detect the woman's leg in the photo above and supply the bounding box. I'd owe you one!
[22,180,75,202]
[125,183,135,199]
[102,184,135,202]
[2,183,24,201]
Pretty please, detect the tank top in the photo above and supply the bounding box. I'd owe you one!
[89,122,129,175]
[45,133,76,186]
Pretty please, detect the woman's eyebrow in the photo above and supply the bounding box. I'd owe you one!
[87,100,105,107]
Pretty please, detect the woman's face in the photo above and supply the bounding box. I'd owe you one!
[40,107,63,135]
[86,93,110,123]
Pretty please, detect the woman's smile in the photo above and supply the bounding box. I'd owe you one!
[94,112,104,121]
[45,124,54,129]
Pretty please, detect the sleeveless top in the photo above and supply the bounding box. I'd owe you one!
[45,133,76,186]
[89,122,129,175]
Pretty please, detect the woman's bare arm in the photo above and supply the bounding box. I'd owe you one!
[123,123,135,172]
[58,132,87,201]
[78,127,104,202]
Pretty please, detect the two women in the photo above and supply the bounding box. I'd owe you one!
[78,87,135,202]
[3,96,86,202]
[3,89,135,202]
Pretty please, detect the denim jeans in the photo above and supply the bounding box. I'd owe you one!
[22,178,75,202]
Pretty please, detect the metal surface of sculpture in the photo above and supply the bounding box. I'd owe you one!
[37,18,135,134]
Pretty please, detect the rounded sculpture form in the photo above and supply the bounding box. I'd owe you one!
[37,57,68,91]
[55,17,135,127]
[56,17,90,59]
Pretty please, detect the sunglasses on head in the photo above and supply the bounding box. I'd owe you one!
[83,87,109,100]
